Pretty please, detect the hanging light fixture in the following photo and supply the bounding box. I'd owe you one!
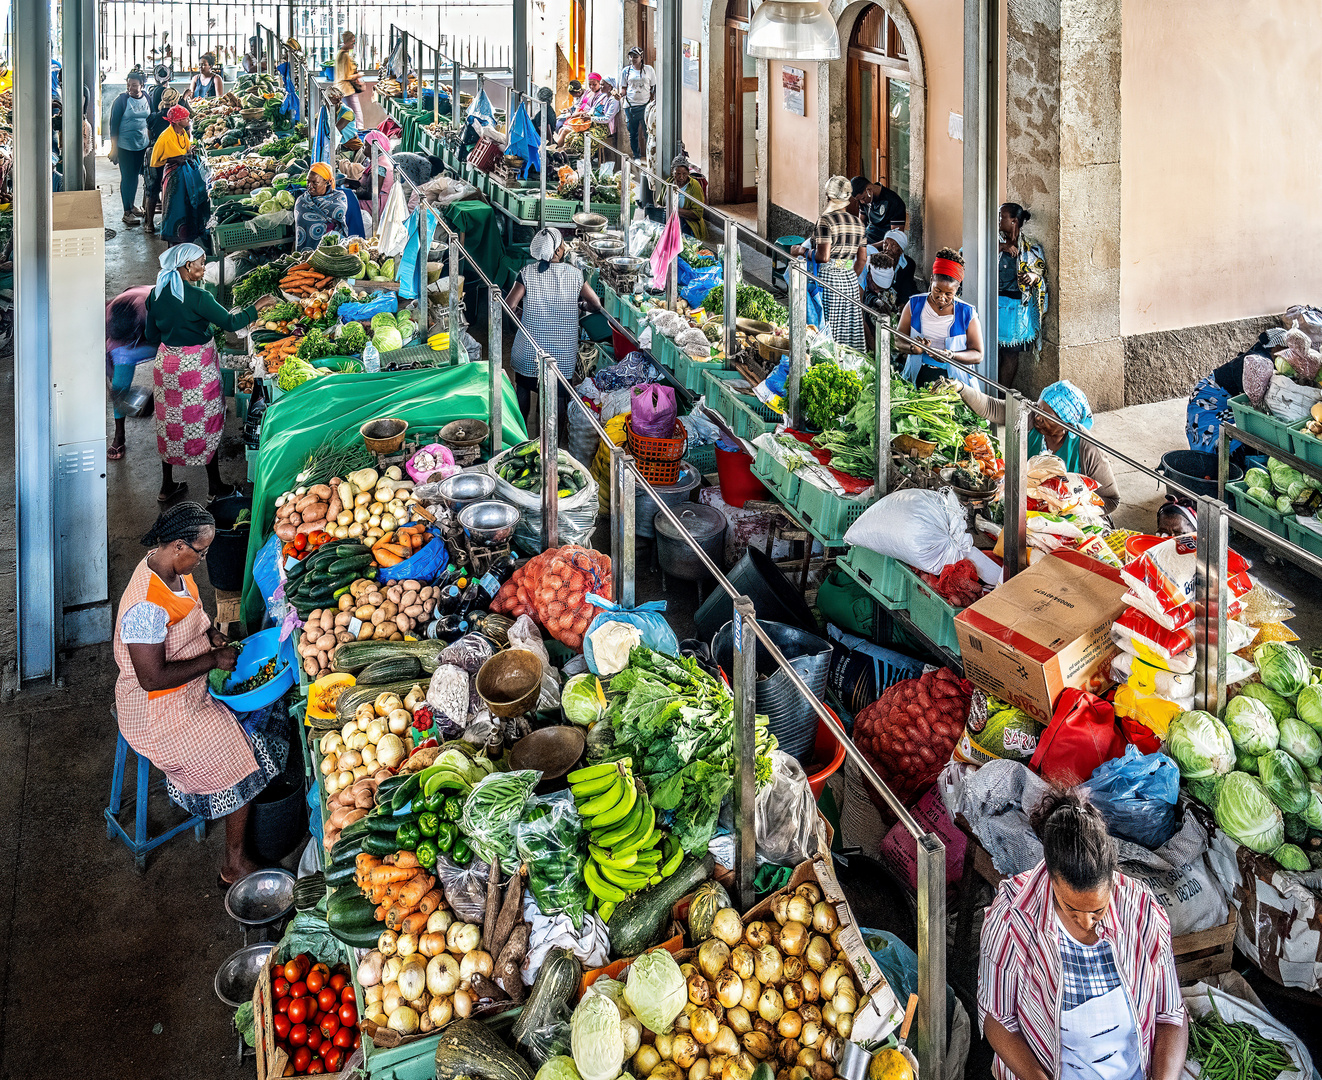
[746,0,840,60]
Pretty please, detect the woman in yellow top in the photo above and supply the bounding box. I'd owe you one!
[151,105,205,245]
[335,31,365,127]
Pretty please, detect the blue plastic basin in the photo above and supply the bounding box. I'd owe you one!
[210,626,296,711]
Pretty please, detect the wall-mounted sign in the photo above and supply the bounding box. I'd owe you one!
[683,39,700,90]
[782,66,805,116]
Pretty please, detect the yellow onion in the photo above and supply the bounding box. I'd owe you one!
[754,1018,775,1039]
[699,939,732,981]
[800,1003,822,1026]
[426,908,454,934]
[710,1025,741,1057]
[797,1048,819,1069]
[779,1038,802,1061]
[811,902,838,935]
[730,944,756,981]
[771,894,792,926]
[396,933,418,958]
[397,956,427,1002]
[781,956,807,984]
[429,995,453,1028]
[801,1020,823,1049]
[741,1031,773,1060]
[672,1033,701,1068]
[805,937,832,975]
[382,956,404,986]
[453,987,473,1018]
[796,883,823,906]
[723,1055,753,1080]
[786,895,813,926]
[427,953,460,996]
[387,1005,419,1034]
[715,970,744,1010]
[790,1066,812,1080]
[636,1046,662,1076]
[740,977,762,1012]
[811,1061,834,1080]
[708,1056,729,1079]
[726,1006,753,1035]
[744,921,773,949]
[754,945,783,987]
[821,1002,838,1029]
[782,982,804,1011]
[688,974,712,1006]
[691,1008,719,1045]
[820,962,849,1000]
[690,1059,711,1080]
[779,922,808,957]
[364,983,385,1006]
[713,908,745,947]
[653,1064,684,1080]
[378,930,399,957]
[832,987,858,1015]
[655,1033,675,1061]
[778,1010,803,1039]
[758,986,785,1024]
[801,972,822,1003]
[834,1012,853,1039]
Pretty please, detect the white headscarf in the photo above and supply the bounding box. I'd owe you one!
[154,243,207,300]
[883,229,909,251]
[530,227,563,264]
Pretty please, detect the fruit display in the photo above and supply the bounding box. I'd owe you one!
[265,951,361,1076]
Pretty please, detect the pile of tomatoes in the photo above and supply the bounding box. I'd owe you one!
[271,952,361,1075]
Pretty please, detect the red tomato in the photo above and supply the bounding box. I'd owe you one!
[339,1001,357,1026]
[283,954,310,983]
[274,977,290,997]
[324,1048,345,1073]
[320,1013,340,1039]
[329,973,348,992]
[276,996,290,1016]
[340,985,356,1005]
[307,1028,322,1052]
[351,1032,361,1049]
[309,962,330,986]
[333,1028,354,1049]
[290,981,308,999]
[288,1023,308,1047]
[287,998,310,1025]
[319,1040,336,1059]
[293,1047,312,1073]
[317,988,338,1013]
[274,1014,291,1040]
[307,1061,325,1075]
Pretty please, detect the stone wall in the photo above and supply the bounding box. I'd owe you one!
[1122,314,1280,407]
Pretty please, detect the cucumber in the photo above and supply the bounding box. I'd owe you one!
[362,831,399,855]
[330,832,366,863]
[336,817,374,845]
[357,655,424,684]
[326,889,383,948]
[365,811,409,833]
[329,555,373,576]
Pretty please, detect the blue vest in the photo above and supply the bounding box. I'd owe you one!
[901,294,977,386]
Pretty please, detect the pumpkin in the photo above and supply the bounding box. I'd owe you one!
[688,879,733,945]
[308,672,356,721]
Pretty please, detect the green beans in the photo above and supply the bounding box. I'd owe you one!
[1186,994,1294,1080]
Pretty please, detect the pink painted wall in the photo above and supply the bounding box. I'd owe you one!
[769,61,822,218]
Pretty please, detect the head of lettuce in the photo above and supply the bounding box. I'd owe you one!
[1166,710,1235,779]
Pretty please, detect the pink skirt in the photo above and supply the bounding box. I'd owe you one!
[153,341,224,467]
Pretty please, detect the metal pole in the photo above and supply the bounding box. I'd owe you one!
[452,59,460,129]
[914,835,947,1080]
[618,459,636,607]
[610,446,625,598]
[511,0,527,94]
[540,353,559,549]
[62,0,85,189]
[487,285,504,457]
[539,98,548,229]
[619,157,632,248]
[370,141,380,230]
[1001,392,1029,579]
[730,596,758,911]
[433,47,440,127]
[962,0,999,385]
[1195,498,1229,716]
[874,333,891,496]
[448,232,462,365]
[416,37,423,100]
[15,0,54,679]
[786,258,808,428]
[655,0,681,167]
[582,137,591,211]
[722,218,738,358]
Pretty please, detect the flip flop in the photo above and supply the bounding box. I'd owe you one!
[157,481,188,503]
[107,441,126,461]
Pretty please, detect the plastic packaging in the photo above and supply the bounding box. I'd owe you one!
[583,595,680,676]
[516,791,592,928]
[507,614,562,710]
[486,445,598,551]
[437,852,491,923]
[844,488,973,576]
[461,769,543,867]
[426,663,471,734]
[1083,744,1181,849]
[440,632,496,675]
[630,384,678,438]
[755,750,828,866]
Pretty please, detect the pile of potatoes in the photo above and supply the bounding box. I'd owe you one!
[297,578,441,678]
[272,481,340,543]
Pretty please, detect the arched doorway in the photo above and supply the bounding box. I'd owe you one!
[723,0,757,203]
[846,4,911,213]
[636,0,656,69]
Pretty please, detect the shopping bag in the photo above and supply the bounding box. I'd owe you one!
[1082,744,1180,848]
[1029,687,1125,787]
[629,383,677,438]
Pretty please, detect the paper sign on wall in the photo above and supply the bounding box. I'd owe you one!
[782,66,805,116]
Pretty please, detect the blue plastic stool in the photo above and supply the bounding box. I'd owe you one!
[772,236,805,292]
[105,716,206,871]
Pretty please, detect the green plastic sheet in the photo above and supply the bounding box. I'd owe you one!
[442,200,522,291]
[240,363,527,624]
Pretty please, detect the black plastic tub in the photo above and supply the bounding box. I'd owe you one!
[207,492,253,592]
[249,725,307,863]
[693,545,818,642]
[1156,450,1242,499]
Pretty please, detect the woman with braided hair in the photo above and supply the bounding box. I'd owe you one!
[114,503,288,885]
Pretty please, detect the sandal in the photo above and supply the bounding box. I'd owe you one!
[107,440,126,461]
[157,480,188,503]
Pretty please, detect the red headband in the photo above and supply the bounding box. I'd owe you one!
[932,257,964,282]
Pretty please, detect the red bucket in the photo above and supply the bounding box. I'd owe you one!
[715,446,768,508]
[807,707,847,800]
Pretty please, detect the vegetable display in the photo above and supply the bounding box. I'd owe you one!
[799,362,862,432]
[266,951,361,1076]
[1186,994,1295,1080]
[701,284,788,326]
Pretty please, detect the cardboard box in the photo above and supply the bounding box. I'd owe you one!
[954,550,1128,724]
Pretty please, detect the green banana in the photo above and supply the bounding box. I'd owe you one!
[596,859,652,891]
[577,776,628,819]
[659,833,684,877]
[584,859,627,902]
[589,843,638,870]
[591,778,638,829]
[610,800,657,855]
[595,792,647,848]
[570,764,625,799]
[567,759,627,785]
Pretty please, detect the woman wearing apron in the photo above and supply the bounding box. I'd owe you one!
[896,248,984,386]
[978,789,1188,1080]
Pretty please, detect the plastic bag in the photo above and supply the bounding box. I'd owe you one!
[437,852,491,922]
[507,614,561,709]
[630,383,678,438]
[516,790,592,928]
[1110,607,1198,674]
[583,595,680,676]
[461,770,542,866]
[843,488,973,575]
[498,546,613,652]
[406,443,458,484]
[485,445,598,552]
[440,632,495,675]
[568,389,602,466]
[677,259,723,309]
[755,750,827,866]
[427,664,472,736]
[379,526,450,583]
[1082,745,1180,849]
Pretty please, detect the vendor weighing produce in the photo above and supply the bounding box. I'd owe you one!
[113,504,288,886]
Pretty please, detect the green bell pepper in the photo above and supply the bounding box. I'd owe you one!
[395,819,422,851]
[415,839,438,870]
[436,821,458,853]
[418,811,441,838]
[421,790,445,814]
[450,837,473,865]
[441,795,464,823]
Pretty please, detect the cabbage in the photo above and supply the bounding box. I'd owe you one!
[571,992,625,1080]
[1310,764,1322,784]
[1277,495,1294,514]
[1297,685,1322,733]
[1285,811,1309,843]
[1305,784,1322,830]
[339,322,367,354]
[1235,750,1259,774]
[624,949,687,1035]
[1258,749,1310,814]
[371,312,396,333]
[1223,695,1279,755]
[1166,710,1235,778]
[583,978,626,1009]
[1255,642,1312,699]
[1246,467,1271,489]
[1215,772,1284,853]
[1248,486,1273,505]
[259,198,280,215]
[1280,716,1322,767]
[536,1058,583,1080]
[373,327,404,352]
[1238,683,1295,725]
[561,674,607,726]
[1273,843,1311,871]
[1187,775,1224,810]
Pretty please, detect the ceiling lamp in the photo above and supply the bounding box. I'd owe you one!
[746,0,840,60]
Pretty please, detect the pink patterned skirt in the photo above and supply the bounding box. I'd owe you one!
[153,341,224,467]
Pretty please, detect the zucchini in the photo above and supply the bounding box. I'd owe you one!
[293,872,326,911]
[434,1019,535,1080]
[607,854,716,957]
[330,833,365,863]
[332,639,449,675]
[365,811,409,833]
[336,816,375,845]
[324,856,359,889]
[334,679,428,723]
[362,831,399,855]
[356,654,424,684]
[510,948,581,1057]
[326,887,379,946]
[328,555,373,575]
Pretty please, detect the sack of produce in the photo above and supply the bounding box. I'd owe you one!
[843,487,973,576]
[824,624,924,717]
[754,749,828,866]
[491,548,614,652]
[487,443,598,551]
[516,791,593,928]
[582,596,679,676]
[954,691,1043,766]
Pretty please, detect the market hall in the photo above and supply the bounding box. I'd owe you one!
[4,0,1322,1076]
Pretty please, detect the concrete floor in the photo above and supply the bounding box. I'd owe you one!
[0,157,1317,1077]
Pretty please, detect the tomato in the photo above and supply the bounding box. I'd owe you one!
[324,1047,344,1073]
[307,1028,323,1052]
[351,1032,361,1049]
[274,1014,291,1040]
[329,973,348,992]
[333,1027,354,1049]
[290,981,308,999]
[309,962,330,985]
[320,1013,340,1039]
[317,988,338,1013]
[341,985,356,1005]
[293,1047,312,1073]
[307,1060,325,1075]
[276,996,290,1015]
[288,1023,308,1047]
[283,1065,296,1077]
[287,998,310,1025]
[284,954,311,984]
[293,532,309,552]
[339,1001,357,1026]
[274,976,290,997]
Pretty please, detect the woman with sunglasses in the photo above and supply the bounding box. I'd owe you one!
[114,503,290,885]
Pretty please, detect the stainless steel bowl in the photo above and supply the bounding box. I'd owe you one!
[224,868,295,927]
[589,237,627,258]
[459,500,521,545]
[572,211,610,233]
[437,471,498,511]
[214,942,278,1007]
[604,255,647,275]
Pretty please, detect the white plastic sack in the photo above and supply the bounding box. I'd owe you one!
[843,487,972,575]
[506,615,561,710]
[1181,982,1313,1080]
[486,445,598,551]
[1117,811,1228,937]
[755,750,827,866]
[1265,373,1322,422]
[376,178,412,257]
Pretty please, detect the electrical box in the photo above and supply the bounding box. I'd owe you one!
[50,190,109,648]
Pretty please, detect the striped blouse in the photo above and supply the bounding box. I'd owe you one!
[977,861,1184,1080]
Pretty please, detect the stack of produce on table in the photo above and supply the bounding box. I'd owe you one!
[275,467,425,549]
[643,303,734,364]
[370,310,418,353]
[375,76,405,98]
[282,262,341,298]
[1240,321,1322,425]
[799,362,862,433]
[494,442,589,498]
[298,574,440,677]
[701,283,788,327]
[267,951,361,1075]
[321,767,390,850]
[209,155,279,196]
[489,545,613,650]
[1243,457,1321,518]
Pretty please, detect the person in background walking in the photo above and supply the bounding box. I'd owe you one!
[335,31,365,126]
[243,36,263,74]
[183,53,223,100]
[106,285,156,460]
[109,70,153,226]
[143,79,183,234]
[621,46,655,160]
[791,175,869,350]
[997,201,1048,389]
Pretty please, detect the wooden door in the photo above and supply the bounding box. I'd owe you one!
[724,20,757,202]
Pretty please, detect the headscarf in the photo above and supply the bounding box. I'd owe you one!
[884,229,909,251]
[165,104,189,124]
[671,154,691,173]
[822,174,852,214]
[154,242,207,301]
[308,161,334,187]
[530,226,563,268]
[587,72,602,83]
[1039,379,1093,430]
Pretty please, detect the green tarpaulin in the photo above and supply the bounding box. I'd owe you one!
[442,200,523,291]
[240,363,527,624]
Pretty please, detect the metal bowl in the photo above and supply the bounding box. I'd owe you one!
[476,650,543,718]
[214,942,278,1007]
[589,237,627,259]
[360,416,409,454]
[440,418,490,448]
[604,255,647,275]
[572,211,610,233]
[224,868,296,927]
[436,471,497,511]
[459,500,521,545]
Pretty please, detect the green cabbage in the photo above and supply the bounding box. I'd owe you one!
[1223,695,1278,755]
[259,198,280,215]
[1305,784,1322,830]
[1246,467,1271,490]
[1187,775,1225,811]
[339,322,367,354]
[1309,764,1322,784]
[1236,750,1259,774]
[1285,811,1309,843]
[1166,710,1235,778]
[371,311,396,333]
[1256,642,1312,699]
[1277,495,1294,514]
[571,993,624,1080]
[536,1058,583,1080]
[561,674,607,726]
[624,949,687,1035]
[1297,685,1322,733]
[1273,843,1311,871]
[373,327,403,352]
[1215,771,1284,853]
[1258,749,1310,813]
[276,189,296,210]
[1238,683,1295,725]
[1280,716,1322,767]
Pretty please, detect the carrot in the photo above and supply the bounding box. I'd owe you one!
[356,853,382,873]
[375,902,390,922]
[375,531,395,546]
[392,851,421,869]
[376,543,411,558]
[369,882,390,905]
[367,865,416,886]
[418,889,443,916]
[287,261,312,271]
[400,910,429,936]
[409,533,424,550]
[373,550,404,568]
[385,902,419,930]
[396,874,431,908]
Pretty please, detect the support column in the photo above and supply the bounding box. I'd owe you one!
[962,0,998,385]
[512,0,529,95]
[655,0,682,167]
[1005,0,1123,409]
[61,0,85,190]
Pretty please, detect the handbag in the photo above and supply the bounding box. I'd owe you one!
[1029,688,1126,787]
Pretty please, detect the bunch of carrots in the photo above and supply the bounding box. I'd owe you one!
[281,263,336,297]
[261,335,300,370]
[354,851,441,934]
[371,523,430,567]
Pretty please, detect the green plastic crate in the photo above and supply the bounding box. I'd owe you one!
[703,369,780,440]
[898,564,963,655]
[587,200,623,219]
[753,445,801,502]
[506,190,578,223]
[620,296,645,334]
[653,333,683,374]
[1227,479,1291,538]
[236,390,251,423]
[1289,420,1322,469]
[839,545,909,608]
[214,217,289,252]
[246,445,258,482]
[220,366,236,396]
[1229,394,1295,451]
[1285,516,1322,559]
[793,480,873,546]
[679,352,728,395]
[688,443,718,475]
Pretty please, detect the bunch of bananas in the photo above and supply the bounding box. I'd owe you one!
[569,759,684,921]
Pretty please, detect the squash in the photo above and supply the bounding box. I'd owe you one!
[510,947,582,1057]
[688,879,733,945]
[308,672,356,721]
[434,1018,535,1080]
[610,855,716,959]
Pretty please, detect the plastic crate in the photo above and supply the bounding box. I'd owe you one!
[793,480,873,546]
[898,564,963,656]
[246,445,259,482]
[1228,394,1295,451]
[220,367,236,396]
[587,200,623,219]
[1226,479,1291,538]
[1289,420,1322,470]
[1285,516,1322,559]
[753,445,801,503]
[214,217,289,252]
[688,443,718,475]
[703,369,780,440]
[679,351,728,395]
[506,190,578,223]
[653,333,682,374]
[621,297,647,335]
[236,390,251,423]
[838,545,909,608]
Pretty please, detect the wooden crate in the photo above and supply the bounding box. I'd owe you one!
[1172,908,1236,984]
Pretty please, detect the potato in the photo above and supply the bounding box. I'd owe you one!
[372,623,394,640]
[386,584,404,604]
[335,611,352,628]
[401,589,419,609]
[336,630,354,643]
[358,622,375,641]
[321,610,335,632]
[404,604,424,619]
[403,579,422,592]
[367,591,384,607]
[355,605,375,620]
[395,614,411,633]
[275,522,297,542]
[380,601,398,619]
[303,657,318,676]
[371,608,387,626]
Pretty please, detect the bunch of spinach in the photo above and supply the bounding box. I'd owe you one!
[607,647,776,857]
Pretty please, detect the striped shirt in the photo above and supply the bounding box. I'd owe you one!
[814,210,867,262]
[977,862,1184,1080]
